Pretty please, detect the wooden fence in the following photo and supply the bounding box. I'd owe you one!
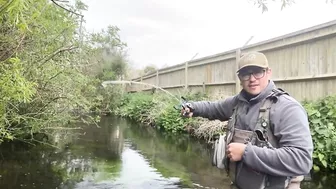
[127,20,336,102]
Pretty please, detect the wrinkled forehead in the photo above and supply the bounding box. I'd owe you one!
[238,66,264,74]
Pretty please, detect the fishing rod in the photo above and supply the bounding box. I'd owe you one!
[101,80,180,102]
[102,80,194,116]
[102,53,199,115]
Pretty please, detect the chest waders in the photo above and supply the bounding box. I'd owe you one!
[222,88,302,189]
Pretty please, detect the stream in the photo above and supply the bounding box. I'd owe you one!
[0,116,334,189]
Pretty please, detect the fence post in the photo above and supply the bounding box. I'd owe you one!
[202,82,205,94]
[185,61,188,90]
[235,49,241,94]
[140,75,143,91]
[156,70,159,87]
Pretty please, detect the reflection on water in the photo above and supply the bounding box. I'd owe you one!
[0,116,334,189]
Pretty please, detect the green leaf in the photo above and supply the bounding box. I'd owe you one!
[313,165,320,172]
[321,160,328,168]
[318,153,324,161]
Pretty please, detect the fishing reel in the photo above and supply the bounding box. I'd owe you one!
[174,96,194,117]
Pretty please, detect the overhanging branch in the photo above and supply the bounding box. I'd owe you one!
[38,45,78,68]
[50,0,83,17]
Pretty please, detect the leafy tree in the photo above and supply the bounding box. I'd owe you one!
[143,65,157,75]
[0,0,128,143]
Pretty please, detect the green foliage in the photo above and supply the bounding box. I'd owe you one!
[115,93,155,124]
[303,95,336,171]
[115,92,205,134]
[143,65,157,75]
[0,57,36,103]
[92,85,124,114]
[155,103,186,133]
[0,0,128,143]
[153,93,200,133]
[88,26,128,81]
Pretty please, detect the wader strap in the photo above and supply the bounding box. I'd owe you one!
[225,104,240,180]
[260,88,289,148]
[256,88,298,188]
[256,98,274,147]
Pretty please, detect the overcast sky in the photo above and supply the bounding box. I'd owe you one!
[81,0,336,69]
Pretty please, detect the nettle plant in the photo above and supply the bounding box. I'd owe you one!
[303,95,336,171]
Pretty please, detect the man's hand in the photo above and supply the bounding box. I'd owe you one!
[226,143,247,162]
[181,107,193,118]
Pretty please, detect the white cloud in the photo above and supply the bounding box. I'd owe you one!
[81,0,336,69]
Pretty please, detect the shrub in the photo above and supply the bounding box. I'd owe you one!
[303,95,336,171]
[115,93,155,124]
[115,92,205,133]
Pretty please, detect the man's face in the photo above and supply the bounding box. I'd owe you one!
[238,66,272,95]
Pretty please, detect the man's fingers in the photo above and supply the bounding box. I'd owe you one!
[227,145,233,160]
[181,107,192,117]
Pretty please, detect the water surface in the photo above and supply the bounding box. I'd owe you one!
[0,116,333,189]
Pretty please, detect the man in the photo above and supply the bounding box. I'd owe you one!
[181,52,313,189]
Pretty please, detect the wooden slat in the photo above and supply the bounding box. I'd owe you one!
[127,21,336,101]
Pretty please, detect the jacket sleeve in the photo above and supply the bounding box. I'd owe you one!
[190,95,237,121]
[242,96,314,176]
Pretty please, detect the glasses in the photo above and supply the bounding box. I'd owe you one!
[238,69,266,81]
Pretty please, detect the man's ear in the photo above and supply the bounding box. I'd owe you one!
[267,68,272,78]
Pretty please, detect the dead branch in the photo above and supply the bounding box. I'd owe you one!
[192,118,228,142]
